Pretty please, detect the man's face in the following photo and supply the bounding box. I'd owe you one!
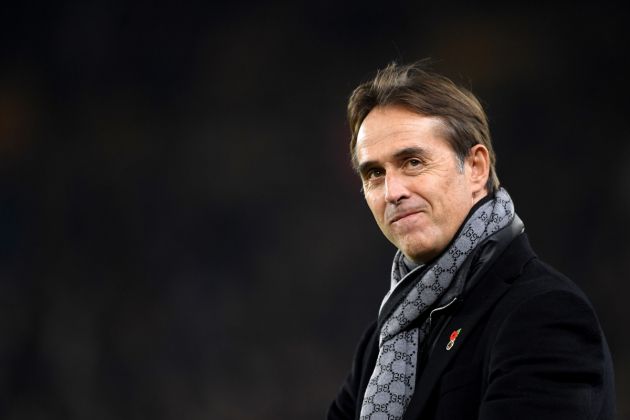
[355,106,485,263]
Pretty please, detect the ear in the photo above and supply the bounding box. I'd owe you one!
[466,144,490,200]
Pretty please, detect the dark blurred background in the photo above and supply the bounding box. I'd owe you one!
[1,1,629,419]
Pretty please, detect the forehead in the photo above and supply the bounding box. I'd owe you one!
[355,106,448,162]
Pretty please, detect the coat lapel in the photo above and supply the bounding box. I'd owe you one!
[403,233,536,419]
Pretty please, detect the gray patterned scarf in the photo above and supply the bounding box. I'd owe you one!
[360,188,516,420]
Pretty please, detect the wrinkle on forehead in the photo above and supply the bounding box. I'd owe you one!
[357,106,445,140]
[355,109,447,163]
[357,126,434,149]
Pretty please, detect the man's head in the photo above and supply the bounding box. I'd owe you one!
[348,61,499,263]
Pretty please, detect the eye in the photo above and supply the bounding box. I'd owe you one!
[406,158,423,168]
[366,167,384,180]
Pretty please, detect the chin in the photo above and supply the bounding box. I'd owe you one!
[400,245,435,264]
[402,233,447,262]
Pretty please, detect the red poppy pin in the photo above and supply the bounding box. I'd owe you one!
[446,328,462,351]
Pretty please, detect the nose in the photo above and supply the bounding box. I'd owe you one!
[384,171,411,204]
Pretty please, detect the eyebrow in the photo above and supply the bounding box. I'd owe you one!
[393,146,429,161]
[357,146,430,175]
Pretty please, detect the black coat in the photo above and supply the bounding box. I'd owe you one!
[327,233,616,420]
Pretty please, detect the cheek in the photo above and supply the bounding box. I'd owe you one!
[365,195,385,222]
[437,186,472,229]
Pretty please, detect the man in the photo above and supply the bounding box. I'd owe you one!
[327,61,615,420]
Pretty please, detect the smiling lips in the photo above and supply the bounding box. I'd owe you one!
[387,209,424,225]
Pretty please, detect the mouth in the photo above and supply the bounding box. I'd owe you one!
[388,210,422,225]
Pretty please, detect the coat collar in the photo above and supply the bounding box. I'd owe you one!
[402,231,537,419]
